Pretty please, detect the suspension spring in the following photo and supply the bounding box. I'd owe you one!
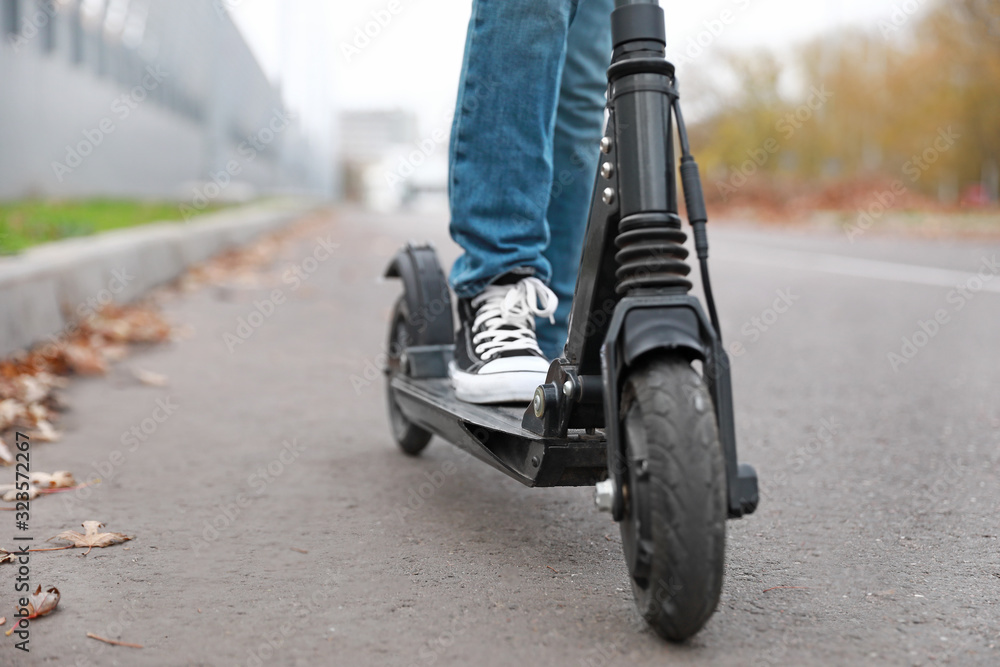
[613,213,692,294]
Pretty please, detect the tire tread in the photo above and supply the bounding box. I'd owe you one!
[622,354,727,641]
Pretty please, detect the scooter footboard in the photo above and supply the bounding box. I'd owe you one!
[390,375,607,487]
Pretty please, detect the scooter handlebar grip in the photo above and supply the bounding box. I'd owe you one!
[611,4,666,49]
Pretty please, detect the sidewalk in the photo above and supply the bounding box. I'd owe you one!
[0,198,324,357]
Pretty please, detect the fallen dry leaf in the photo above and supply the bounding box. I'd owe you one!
[0,438,12,466]
[48,521,133,555]
[86,632,143,648]
[133,368,168,387]
[102,344,129,363]
[0,616,5,626]
[90,308,171,343]
[5,586,59,635]
[26,402,49,421]
[12,376,48,404]
[38,372,69,390]
[170,324,196,341]
[29,421,60,442]
[0,549,15,564]
[0,485,38,502]
[0,399,24,430]
[93,318,130,343]
[36,479,99,497]
[27,586,60,617]
[63,343,107,375]
[0,304,174,452]
[29,471,75,489]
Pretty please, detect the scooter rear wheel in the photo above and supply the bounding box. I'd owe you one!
[619,353,727,641]
[385,297,432,456]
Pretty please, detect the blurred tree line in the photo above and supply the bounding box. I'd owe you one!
[689,0,1000,209]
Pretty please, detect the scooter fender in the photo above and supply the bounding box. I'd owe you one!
[620,303,707,366]
[601,294,756,519]
[383,244,454,347]
[601,295,713,520]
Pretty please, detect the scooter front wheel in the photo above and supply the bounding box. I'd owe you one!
[618,353,727,641]
[385,297,432,456]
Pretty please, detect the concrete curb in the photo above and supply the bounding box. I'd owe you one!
[0,197,323,357]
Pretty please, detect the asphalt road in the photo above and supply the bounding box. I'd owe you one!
[3,203,998,666]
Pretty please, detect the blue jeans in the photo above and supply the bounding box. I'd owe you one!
[448,0,614,360]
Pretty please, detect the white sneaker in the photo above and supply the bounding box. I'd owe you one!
[450,274,558,404]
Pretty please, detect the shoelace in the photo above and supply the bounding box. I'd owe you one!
[470,277,558,361]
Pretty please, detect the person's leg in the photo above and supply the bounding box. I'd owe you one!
[536,0,614,360]
[448,0,578,300]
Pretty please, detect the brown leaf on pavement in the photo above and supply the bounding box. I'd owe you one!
[0,438,12,466]
[29,471,75,489]
[27,586,59,617]
[4,586,60,635]
[0,485,38,502]
[133,368,168,387]
[11,376,48,404]
[0,400,24,431]
[86,632,143,648]
[63,343,107,375]
[101,344,129,363]
[90,307,171,343]
[0,304,174,449]
[0,549,16,564]
[48,521,133,555]
[29,420,60,443]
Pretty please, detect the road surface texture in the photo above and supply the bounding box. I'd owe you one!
[3,203,998,666]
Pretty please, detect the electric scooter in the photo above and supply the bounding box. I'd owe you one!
[383,0,758,641]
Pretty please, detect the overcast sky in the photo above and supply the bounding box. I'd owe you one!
[228,0,922,134]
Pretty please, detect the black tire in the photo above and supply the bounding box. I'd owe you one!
[386,297,432,456]
[618,353,726,641]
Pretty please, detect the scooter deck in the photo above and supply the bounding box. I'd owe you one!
[391,374,607,487]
